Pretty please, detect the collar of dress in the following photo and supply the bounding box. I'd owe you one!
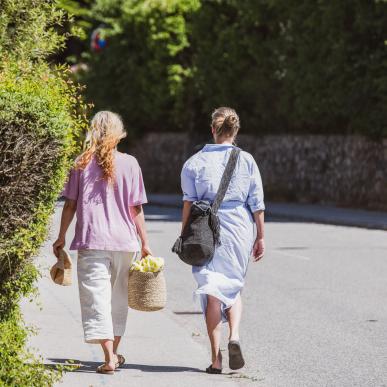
[203,143,235,151]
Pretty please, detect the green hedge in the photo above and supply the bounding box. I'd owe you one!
[0,1,87,385]
[79,0,387,138]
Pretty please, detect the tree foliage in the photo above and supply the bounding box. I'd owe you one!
[81,0,200,138]
[77,0,387,138]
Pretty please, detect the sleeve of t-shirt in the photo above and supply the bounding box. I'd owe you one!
[129,159,148,206]
[61,168,80,201]
[181,161,198,202]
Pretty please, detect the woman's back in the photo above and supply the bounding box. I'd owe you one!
[77,152,145,207]
[182,144,264,213]
[63,151,147,251]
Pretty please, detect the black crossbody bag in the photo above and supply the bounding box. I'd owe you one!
[172,148,241,266]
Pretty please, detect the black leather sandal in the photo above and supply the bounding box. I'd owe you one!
[228,340,245,370]
[206,365,222,374]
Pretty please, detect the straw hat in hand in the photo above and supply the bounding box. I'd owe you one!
[50,249,72,286]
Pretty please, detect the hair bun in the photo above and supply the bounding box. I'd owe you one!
[226,114,237,124]
[223,114,238,129]
[211,107,240,138]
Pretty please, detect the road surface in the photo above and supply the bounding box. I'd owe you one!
[22,203,387,387]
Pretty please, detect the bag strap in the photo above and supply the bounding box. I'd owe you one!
[212,147,241,214]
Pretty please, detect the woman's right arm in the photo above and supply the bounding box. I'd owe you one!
[181,201,192,233]
[53,167,79,257]
[180,162,197,233]
[53,199,77,258]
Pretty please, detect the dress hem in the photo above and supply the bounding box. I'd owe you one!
[194,288,242,323]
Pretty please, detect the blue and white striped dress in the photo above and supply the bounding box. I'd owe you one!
[181,143,265,321]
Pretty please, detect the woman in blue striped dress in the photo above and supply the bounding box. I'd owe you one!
[179,107,265,373]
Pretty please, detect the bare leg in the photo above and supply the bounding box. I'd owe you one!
[226,293,242,341]
[113,336,121,354]
[113,336,122,364]
[205,295,223,369]
[100,339,115,370]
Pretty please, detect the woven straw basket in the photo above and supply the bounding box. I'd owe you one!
[128,269,167,312]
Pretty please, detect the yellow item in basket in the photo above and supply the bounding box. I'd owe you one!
[131,255,164,273]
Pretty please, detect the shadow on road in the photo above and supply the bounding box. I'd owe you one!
[144,204,292,223]
[46,358,203,374]
[57,199,295,223]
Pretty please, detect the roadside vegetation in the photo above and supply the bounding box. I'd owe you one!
[0,1,87,385]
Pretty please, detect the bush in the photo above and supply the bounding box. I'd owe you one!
[0,1,87,385]
[78,0,387,138]
[0,60,85,316]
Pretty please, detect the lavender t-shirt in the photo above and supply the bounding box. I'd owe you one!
[62,151,147,252]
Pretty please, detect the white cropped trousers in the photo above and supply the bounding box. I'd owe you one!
[77,249,135,344]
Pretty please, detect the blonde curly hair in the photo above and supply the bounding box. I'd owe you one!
[75,111,126,183]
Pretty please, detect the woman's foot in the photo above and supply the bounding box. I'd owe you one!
[206,365,222,374]
[206,351,222,374]
[96,362,116,375]
[212,351,222,370]
[114,354,125,368]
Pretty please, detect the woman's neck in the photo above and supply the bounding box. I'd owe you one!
[214,139,234,145]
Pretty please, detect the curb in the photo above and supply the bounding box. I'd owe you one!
[264,210,387,231]
[148,194,387,231]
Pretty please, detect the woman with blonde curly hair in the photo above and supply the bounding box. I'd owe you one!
[53,111,152,374]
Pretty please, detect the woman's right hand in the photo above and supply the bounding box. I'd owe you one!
[252,238,265,262]
[141,244,153,258]
[53,236,65,259]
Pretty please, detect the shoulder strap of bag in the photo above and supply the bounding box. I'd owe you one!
[212,148,241,214]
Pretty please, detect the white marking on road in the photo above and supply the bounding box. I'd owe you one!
[274,250,311,261]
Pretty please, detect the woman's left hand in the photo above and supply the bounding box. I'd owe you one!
[252,238,265,262]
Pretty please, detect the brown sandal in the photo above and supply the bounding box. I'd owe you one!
[96,363,115,375]
[115,354,125,368]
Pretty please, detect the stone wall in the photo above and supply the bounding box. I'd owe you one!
[130,133,387,211]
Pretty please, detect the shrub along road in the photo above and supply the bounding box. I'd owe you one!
[23,203,387,386]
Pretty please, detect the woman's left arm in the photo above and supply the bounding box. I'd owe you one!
[128,158,152,257]
[252,210,265,262]
[53,199,77,258]
[130,204,153,257]
[246,157,265,262]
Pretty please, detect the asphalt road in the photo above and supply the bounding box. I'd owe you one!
[145,205,387,387]
[23,204,387,387]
